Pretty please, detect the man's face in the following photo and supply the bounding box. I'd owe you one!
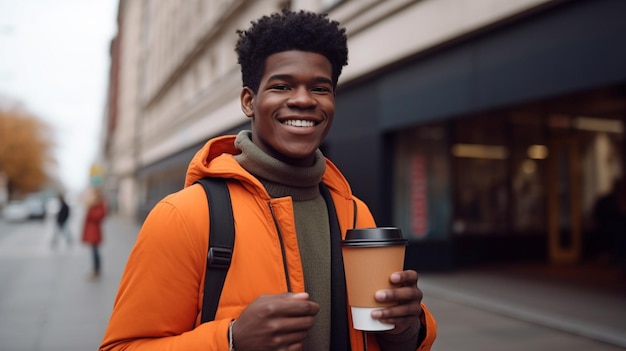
[241,50,335,167]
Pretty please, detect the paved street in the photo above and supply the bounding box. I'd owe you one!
[0,208,625,351]
[421,270,626,350]
[0,206,136,351]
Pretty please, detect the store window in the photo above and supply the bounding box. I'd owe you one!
[394,124,452,241]
[510,112,547,233]
[452,115,508,235]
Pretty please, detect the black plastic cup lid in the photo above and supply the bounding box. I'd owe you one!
[341,227,408,247]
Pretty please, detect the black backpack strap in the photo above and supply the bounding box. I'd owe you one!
[320,183,351,351]
[352,199,358,229]
[195,177,235,323]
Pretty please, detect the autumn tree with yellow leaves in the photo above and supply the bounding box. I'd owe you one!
[0,106,55,198]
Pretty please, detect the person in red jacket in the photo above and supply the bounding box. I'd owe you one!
[81,187,106,278]
[101,9,436,351]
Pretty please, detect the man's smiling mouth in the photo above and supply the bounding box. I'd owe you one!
[282,120,317,127]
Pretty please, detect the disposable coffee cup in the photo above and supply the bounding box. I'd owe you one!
[341,227,408,331]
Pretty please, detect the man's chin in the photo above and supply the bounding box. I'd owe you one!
[278,148,319,166]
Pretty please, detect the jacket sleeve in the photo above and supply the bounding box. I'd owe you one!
[99,199,230,351]
[418,303,437,350]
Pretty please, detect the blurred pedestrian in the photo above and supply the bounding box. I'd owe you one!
[81,187,107,279]
[592,179,626,275]
[51,193,72,247]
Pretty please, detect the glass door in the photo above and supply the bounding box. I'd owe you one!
[547,136,582,264]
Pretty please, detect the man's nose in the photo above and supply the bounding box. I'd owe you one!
[287,87,317,108]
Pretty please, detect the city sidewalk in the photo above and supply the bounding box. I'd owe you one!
[420,266,626,350]
[1,213,625,351]
[0,211,139,351]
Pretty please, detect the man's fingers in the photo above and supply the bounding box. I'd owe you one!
[260,293,320,317]
[375,285,422,304]
[389,270,418,284]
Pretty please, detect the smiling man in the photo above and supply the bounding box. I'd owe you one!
[100,9,436,351]
[240,50,335,167]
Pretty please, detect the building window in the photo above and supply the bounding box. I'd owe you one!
[452,115,509,235]
[394,124,452,241]
[510,112,546,233]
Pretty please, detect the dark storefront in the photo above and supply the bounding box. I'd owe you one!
[136,0,625,274]
[326,0,626,271]
[136,122,250,222]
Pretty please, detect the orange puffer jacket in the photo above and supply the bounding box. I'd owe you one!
[100,135,436,351]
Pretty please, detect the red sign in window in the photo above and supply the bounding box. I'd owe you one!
[410,153,428,238]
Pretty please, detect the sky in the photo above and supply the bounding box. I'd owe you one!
[0,0,118,192]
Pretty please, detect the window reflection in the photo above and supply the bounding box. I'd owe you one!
[453,115,508,234]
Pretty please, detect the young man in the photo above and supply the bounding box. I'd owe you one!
[100,9,436,351]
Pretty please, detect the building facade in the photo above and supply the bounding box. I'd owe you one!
[103,0,625,271]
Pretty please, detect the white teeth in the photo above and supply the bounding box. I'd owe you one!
[283,120,315,127]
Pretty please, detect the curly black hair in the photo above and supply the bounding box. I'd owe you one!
[235,9,348,93]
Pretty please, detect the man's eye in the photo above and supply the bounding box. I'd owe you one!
[271,85,290,90]
[312,86,332,93]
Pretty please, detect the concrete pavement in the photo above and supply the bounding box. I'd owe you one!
[0,208,136,351]
[420,268,626,350]
[0,211,625,351]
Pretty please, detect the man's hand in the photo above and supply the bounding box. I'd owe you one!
[371,270,423,334]
[232,292,319,351]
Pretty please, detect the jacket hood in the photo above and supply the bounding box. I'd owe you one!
[184,134,354,199]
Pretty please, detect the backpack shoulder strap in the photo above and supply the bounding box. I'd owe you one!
[319,183,351,350]
[195,177,235,323]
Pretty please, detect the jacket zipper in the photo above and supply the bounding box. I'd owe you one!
[269,197,366,349]
[268,202,292,292]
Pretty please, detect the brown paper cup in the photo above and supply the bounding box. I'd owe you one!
[341,227,407,331]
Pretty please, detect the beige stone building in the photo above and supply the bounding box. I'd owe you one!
[103,0,625,270]
[105,0,552,218]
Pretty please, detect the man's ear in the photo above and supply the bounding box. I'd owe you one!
[240,87,255,118]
